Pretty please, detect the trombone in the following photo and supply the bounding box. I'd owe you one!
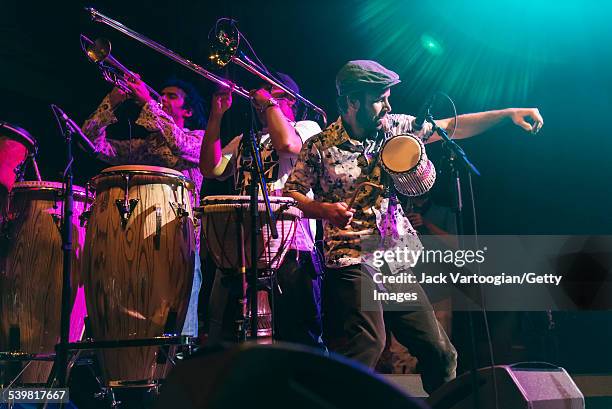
[209,19,327,124]
[80,34,160,100]
[85,8,327,125]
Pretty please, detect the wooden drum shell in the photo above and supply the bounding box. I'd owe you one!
[0,181,90,384]
[83,165,195,385]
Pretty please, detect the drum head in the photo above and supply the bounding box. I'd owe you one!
[381,134,422,173]
[12,181,90,200]
[91,165,195,191]
[101,164,185,177]
[0,121,37,150]
[201,195,297,206]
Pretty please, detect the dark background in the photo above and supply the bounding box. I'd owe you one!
[2,0,611,374]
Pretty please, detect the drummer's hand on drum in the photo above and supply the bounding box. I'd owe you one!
[509,108,544,134]
[210,90,233,119]
[124,73,153,106]
[321,202,354,229]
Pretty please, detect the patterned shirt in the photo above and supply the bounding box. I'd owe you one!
[283,114,434,267]
[82,94,204,205]
[82,94,204,249]
[217,120,322,251]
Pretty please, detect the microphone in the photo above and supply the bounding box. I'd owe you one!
[51,105,97,153]
[413,93,437,131]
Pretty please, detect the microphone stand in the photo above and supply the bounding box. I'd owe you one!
[55,112,77,391]
[424,112,482,409]
[241,128,278,341]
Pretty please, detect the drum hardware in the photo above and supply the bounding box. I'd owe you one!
[154,205,162,250]
[169,201,189,219]
[115,198,139,227]
[51,213,62,232]
[79,210,91,227]
[85,8,328,126]
[27,151,42,182]
[114,173,139,227]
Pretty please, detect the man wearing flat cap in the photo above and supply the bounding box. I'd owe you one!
[284,59,543,392]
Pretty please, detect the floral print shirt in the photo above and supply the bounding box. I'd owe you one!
[82,94,204,206]
[283,114,434,267]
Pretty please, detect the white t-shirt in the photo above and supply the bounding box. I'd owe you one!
[218,120,321,252]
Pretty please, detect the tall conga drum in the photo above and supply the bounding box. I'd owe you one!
[0,181,91,384]
[82,165,195,386]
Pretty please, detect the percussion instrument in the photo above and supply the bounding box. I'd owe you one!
[0,181,90,384]
[199,195,301,271]
[380,133,436,197]
[82,165,195,386]
[0,122,36,198]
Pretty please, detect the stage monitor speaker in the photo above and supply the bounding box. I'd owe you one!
[427,362,584,409]
[154,343,428,409]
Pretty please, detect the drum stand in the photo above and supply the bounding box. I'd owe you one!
[46,107,197,407]
[240,129,279,342]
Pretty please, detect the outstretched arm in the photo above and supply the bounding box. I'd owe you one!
[428,108,543,143]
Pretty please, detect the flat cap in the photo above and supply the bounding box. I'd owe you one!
[335,60,401,96]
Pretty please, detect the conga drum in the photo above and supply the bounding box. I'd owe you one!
[0,181,91,384]
[83,165,195,386]
[380,133,436,197]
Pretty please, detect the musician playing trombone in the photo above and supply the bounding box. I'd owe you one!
[82,75,207,338]
[283,60,544,393]
[199,73,324,348]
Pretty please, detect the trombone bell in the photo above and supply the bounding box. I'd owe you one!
[208,20,239,68]
[84,37,112,64]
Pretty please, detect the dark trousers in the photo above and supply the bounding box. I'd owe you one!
[323,264,457,394]
[208,250,323,348]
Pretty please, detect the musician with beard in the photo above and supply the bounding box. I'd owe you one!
[283,60,543,392]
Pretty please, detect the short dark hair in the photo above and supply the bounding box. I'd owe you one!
[336,91,365,115]
[162,78,207,129]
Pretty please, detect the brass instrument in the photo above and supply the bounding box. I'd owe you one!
[209,19,328,124]
[85,8,327,125]
[80,34,160,100]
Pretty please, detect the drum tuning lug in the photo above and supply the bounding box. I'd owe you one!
[79,209,92,227]
[169,202,189,219]
[115,199,139,227]
[51,213,62,232]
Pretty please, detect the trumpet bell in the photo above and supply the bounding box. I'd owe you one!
[208,20,239,68]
